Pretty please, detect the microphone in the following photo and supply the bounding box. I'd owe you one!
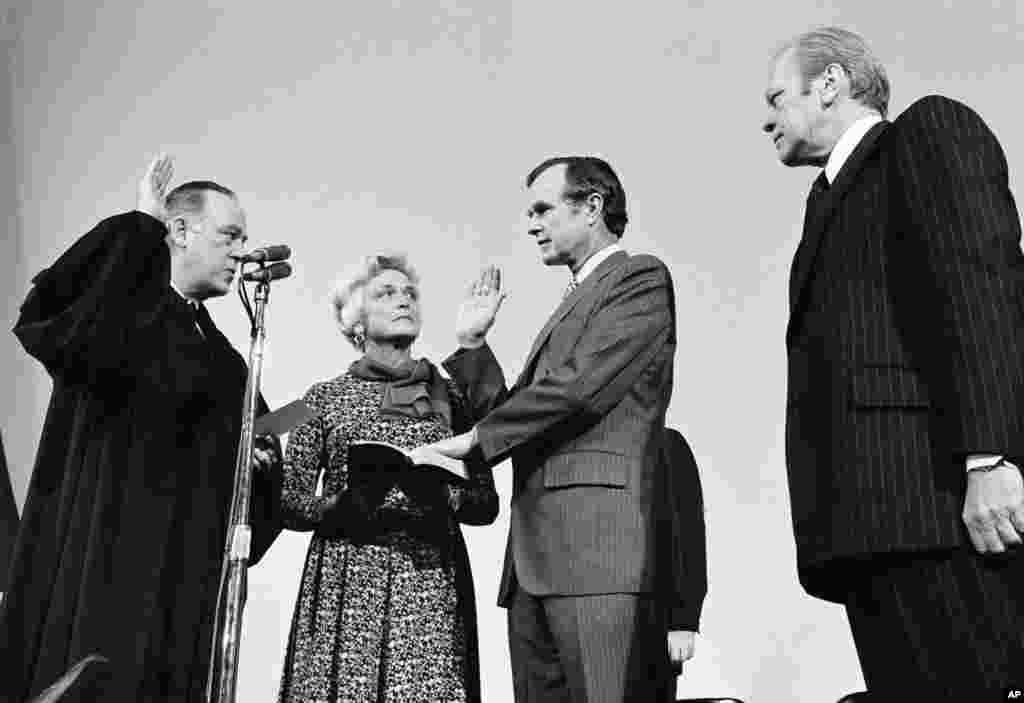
[241,262,292,283]
[236,245,291,264]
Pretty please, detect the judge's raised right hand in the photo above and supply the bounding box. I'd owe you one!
[137,152,174,222]
[455,265,507,349]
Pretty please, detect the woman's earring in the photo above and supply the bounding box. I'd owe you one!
[353,325,366,349]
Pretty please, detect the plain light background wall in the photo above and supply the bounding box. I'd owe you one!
[3,1,1022,701]
[1,2,24,473]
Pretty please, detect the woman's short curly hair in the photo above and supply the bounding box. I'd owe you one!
[330,253,420,350]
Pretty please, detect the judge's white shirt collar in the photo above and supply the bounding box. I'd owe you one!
[572,243,623,284]
[824,113,883,184]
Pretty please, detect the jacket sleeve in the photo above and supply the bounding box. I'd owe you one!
[471,257,674,464]
[248,393,284,564]
[13,211,171,384]
[442,379,499,526]
[442,343,511,423]
[893,95,1024,461]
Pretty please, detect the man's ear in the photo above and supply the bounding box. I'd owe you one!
[166,216,190,249]
[819,63,845,108]
[584,192,605,227]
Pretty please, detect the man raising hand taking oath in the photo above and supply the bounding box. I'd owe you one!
[428,156,698,703]
[1,154,282,702]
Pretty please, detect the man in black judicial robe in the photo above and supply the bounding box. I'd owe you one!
[0,155,282,702]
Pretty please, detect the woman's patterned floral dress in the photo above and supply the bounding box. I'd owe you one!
[277,372,498,703]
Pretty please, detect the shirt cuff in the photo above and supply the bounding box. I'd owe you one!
[966,453,1007,473]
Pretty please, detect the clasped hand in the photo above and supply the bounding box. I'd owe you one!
[252,434,280,474]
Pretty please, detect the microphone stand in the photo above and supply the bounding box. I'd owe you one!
[205,265,278,703]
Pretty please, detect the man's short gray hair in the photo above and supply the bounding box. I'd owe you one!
[780,26,890,118]
[164,180,236,218]
[330,253,419,350]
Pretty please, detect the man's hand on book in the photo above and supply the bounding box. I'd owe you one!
[408,446,470,481]
[425,429,478,461]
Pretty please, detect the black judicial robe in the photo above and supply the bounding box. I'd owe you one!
[0,211,281,702]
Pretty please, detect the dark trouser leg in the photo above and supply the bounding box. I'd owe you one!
[845,549,1024,701]
[508,586,571,703]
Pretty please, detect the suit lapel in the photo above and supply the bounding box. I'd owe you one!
[787,121,889,343]
[514,251,628,389]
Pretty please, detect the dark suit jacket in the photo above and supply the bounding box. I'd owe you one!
[658,428,707,631]
[444,252,681,617]
[786,96,1024,602]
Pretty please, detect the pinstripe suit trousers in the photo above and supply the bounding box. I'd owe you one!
[507,587,674,703]
[844,548,1024,700]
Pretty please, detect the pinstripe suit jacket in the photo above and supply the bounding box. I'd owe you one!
[444,252,682,617]
[786,95,1024,602]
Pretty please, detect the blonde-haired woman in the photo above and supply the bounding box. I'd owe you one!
[277,254,497,703]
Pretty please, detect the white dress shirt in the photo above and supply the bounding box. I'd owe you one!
[572,243,623,286]
[823,113,883,185]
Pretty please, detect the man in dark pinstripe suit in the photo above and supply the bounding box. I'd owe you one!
[427,157,699,702]
[764,26,1024,698]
